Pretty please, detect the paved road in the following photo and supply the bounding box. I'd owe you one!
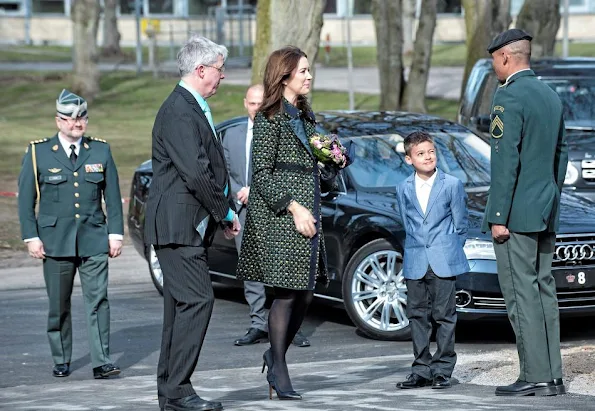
[0,62,464,100]
[1,247,595,410]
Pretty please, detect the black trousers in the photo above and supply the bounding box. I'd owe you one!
[406,269,457,379]
[155,244,214,407]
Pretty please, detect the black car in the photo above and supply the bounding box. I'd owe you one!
[458,57,595,201]
[128,111,595,341]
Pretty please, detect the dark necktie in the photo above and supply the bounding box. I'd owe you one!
[69,144,77,166]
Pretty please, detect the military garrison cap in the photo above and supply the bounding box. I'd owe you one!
[487,29,533,54]
[56,89,88,119]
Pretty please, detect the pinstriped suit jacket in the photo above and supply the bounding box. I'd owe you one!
[144,85,236,247]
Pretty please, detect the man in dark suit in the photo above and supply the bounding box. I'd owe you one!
[18,89,123,379]
[482,29,567,397]
[145,35,240,411]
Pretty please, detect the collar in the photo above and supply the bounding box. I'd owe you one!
[247,118,254,130]
[504,68,533,85]
[179,80,210,112]
[415,169,437,188]
[57,133,82,153]
[282,97,316,123]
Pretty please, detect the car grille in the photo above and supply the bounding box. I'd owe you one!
[582,160,595,182]
[552,233,595,268]
[471,291,595,310]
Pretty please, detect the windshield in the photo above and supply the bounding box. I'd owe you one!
[344,131,491,189]
[544,79,595,125]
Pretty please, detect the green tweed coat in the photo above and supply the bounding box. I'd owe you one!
[236,103,328,290]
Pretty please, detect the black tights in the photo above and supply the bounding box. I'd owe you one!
[268,287,313,392]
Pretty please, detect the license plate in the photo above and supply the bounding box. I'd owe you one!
[554,271,592,288]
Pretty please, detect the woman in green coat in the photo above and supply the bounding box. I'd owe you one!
[236,47,328,400]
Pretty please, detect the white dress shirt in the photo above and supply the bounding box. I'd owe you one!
[246,118,253,183]
[415,170,437,214]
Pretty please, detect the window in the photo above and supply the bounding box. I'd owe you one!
[148,0,172,14]
[32,0,64,13]
[476,73,500,117]
[324,0,370,15]
[0,0,21,12]
[437,0,461,14]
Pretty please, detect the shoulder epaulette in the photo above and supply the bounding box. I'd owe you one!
[25,138,49,153]
[89,137,107,143]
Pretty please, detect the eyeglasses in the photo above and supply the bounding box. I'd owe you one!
[57,116,89,125]
[202,64,225,74]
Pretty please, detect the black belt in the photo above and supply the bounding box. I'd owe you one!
[276,162,314,173]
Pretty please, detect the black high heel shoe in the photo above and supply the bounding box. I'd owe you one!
[267,371,302,400]
[261,349,274,383]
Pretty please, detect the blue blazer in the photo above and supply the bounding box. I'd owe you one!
[396,169,470,280]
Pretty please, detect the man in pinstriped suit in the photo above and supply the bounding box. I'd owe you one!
[145,35,240,411]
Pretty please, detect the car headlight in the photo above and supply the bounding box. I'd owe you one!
[565,162,579,185]
[463,239,496,260]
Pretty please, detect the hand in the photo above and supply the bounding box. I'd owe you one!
[237,187,250,205]
[491,224,510,243]
[27,240,46,259]
[288,201,317,238]
[109,239,123,258]
[224,214,242,239]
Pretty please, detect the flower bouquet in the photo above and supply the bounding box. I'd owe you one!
[309,133,351,170]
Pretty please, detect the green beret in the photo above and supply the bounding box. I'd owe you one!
[56,89,88,119]
[487,29,533,54]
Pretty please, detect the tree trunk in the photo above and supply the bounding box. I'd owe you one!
[402,0,416,57]
[516,0,561,58]
[403,0,437,113]
[71,0,101,102]
[460,0,511,97]
[101,0,122,56]
[371,0,404,110]
[251,0,326,85]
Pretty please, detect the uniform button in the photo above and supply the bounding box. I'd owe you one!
[74,193,80,198]
[75,203,80,208]
[423,221,428,225]
[73,172,78,177]
[426,245,430,248]
[75,214,80,219]
[496,212,501,216]
[74,182,79,187]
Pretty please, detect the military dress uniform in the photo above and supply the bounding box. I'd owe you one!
[17,90,123,378]
[481,31,568,392]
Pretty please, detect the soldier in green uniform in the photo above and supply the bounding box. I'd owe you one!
[17,89,124,379]
[482,29,568,396]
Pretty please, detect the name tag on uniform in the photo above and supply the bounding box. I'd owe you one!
[85,164,104,173]
[48,175,64,182]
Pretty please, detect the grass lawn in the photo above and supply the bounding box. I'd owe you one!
[0,71,457,250]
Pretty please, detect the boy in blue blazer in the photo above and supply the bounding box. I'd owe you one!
[395,131,470,390]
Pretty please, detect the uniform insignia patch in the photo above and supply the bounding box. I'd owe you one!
[48,168,62,173]
[52,145,59,151]
[493,105,505,113]
[83,143,90,149]
[491,115,504,139]
[85,164,104,173]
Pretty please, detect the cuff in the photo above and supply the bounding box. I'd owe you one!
[223,208,235,222]
[24,237,40,243]
[108,234,124,241]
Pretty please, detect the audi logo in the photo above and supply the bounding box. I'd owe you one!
[554,244,595,261]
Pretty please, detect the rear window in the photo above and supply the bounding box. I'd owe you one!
[544,79,595,123]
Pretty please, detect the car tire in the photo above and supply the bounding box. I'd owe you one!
[342,238,411,341]
[146,245,164,296]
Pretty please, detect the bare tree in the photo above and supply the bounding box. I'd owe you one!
[102,0,122,56]
[371,0,404,110]
[403,0,437,112]
[251,0,326,85]
[402,0,416,56]
[516,0,561,57]
[461,0,511,96]
[71,0,101,102]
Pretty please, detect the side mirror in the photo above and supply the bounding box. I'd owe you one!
[471,115,491,133]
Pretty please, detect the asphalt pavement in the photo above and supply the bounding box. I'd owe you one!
[1,247,594,410]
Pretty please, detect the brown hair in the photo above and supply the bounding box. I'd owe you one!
[404,131,434,156]
[260,46,312,119]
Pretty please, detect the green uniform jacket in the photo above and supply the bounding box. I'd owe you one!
[481,70,568,233]
[18,134,124,257]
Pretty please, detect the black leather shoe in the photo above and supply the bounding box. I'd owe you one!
[432,374,451,389]
[495,380,557,396]
[291,330,310,347]
[52,363,70,377]
[93,363,121,379]
[165,394,223,411]
[396,374,432,389]
[234,328,268,346]
[553,378,567,395]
